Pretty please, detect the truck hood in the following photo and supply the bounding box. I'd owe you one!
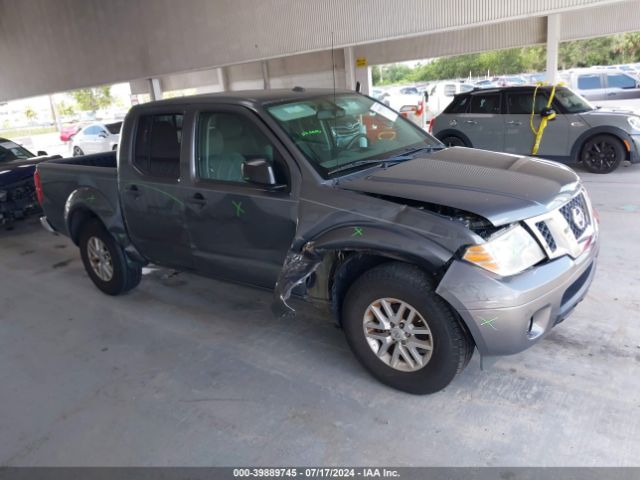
[340,147,580,226]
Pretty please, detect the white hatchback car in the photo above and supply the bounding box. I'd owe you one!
[71,121,122,156]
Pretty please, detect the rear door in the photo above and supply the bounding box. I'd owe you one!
[181,106,297,288]
[576,73,607,101]
[119,109,193,269]
[503,90,569,157]
[456,92,504,151]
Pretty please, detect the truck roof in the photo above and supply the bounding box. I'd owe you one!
[131,88,355,111]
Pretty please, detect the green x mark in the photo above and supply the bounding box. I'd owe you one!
[232,200,245,217]
[479,316,498,330]
[352,227,364,237]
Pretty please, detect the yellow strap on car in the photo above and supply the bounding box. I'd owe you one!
[529,82,559,155]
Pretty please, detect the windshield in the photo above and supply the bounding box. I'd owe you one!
[266,94,439,178]
[0,140,34,163]
[554,87,594,113]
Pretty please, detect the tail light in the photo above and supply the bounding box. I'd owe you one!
[416,100,424,116]
[429,116,435,134]
[34,169,44,205]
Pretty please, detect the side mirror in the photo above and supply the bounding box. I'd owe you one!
[98,132,108,138]
[241,159,285,189]
[540,107,557,120]
[37,150,48,156]
[423,92,429,103]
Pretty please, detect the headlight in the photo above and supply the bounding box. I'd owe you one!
[627,116,640,131]
[462,225,546,277]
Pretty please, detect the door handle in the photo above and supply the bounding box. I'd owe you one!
[464,120,478,125]
[607,92,616,96]
[126,184,141,198]
[507,120,522,126]
[187,192,207,208]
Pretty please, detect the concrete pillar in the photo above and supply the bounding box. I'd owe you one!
[354,64,372,96]
[261,61,270,90]
[545,14,561,84]
[344,47,356,91]
[217,67,229,92]
[148,78,162,101]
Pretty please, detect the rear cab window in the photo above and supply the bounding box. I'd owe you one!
[577,74,603,90]
[133,113,184,180]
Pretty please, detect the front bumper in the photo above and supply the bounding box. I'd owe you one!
[436,231,599,356]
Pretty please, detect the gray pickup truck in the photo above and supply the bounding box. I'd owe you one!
[36,89,599,394]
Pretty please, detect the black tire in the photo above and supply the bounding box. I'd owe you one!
[580,134,624,174]
[79,219,142,295]
[440,135,467,147]
[342,262,473,394]
[112,144,118,151]
[73,146,84,157]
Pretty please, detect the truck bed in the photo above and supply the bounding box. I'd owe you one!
[37,151,119,235]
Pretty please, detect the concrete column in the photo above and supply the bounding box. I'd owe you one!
[344,47,356,91]
[545,14,561,84]
[148,78,162,101]
[217,67,229,92]
[354,64,372,96]
[261,61,270,90]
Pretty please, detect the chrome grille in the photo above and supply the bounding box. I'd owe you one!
[559,193,591,239]
[535,221,557,252]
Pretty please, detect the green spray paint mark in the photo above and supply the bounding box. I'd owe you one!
[479,316,498,330]
[301,129,322,137]
[87,194,96,203]
[232,200,245,217]
[352,227,364,237]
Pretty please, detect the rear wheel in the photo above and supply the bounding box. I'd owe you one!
[341,262,473,394]
[440,135,467,147]
[580,134,624,174]
[73,146,84,157]
[79,219,141,295]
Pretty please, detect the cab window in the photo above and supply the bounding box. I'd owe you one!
[133,113,183,179]
[469,94,500,114]
[607,73,636,89]
[196,111,288,185]
[577,74,603,90]
[506,92,549,114]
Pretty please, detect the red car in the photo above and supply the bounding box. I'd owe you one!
[59,124,81,142]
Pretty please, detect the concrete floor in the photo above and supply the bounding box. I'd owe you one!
[1,163,639,467]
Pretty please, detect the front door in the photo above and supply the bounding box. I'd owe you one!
[119,110,193,269]
[182,107,297,288]
[503,90,569,158]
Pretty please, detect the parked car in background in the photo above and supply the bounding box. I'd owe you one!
[0,138,57,225]
[561,68,640,102]
[474,79,500,89]
[59,124,82,142]
[37,89,599,393]
[433,85,640,173]
[71,121,122,156]
[379,86,425,127]
[425,81,474,126]
[495,75,528,87]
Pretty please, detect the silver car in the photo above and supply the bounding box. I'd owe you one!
[433,85,640,173]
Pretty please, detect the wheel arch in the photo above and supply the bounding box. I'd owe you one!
[570,126,633,162]
[434,128,472,147]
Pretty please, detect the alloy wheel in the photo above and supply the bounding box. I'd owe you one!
[87,236,114,282]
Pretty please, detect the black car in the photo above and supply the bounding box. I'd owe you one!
[0,138,54,225]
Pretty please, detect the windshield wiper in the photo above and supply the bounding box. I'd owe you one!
[327,158,406,176]
[384,144,445,161]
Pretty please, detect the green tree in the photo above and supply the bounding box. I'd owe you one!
[56,100,76,117]
[71,86,113,112]
[24,106,37,121]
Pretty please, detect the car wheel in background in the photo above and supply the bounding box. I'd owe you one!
[580,134,624,174]
[341,262,474,394]
[73,146,84,157]
[79,219,142,295]
[440,135,467,147]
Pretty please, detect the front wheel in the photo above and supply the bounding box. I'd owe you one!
[580,134,624,174]
[79,219,142,295]
[342,262,473,394]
